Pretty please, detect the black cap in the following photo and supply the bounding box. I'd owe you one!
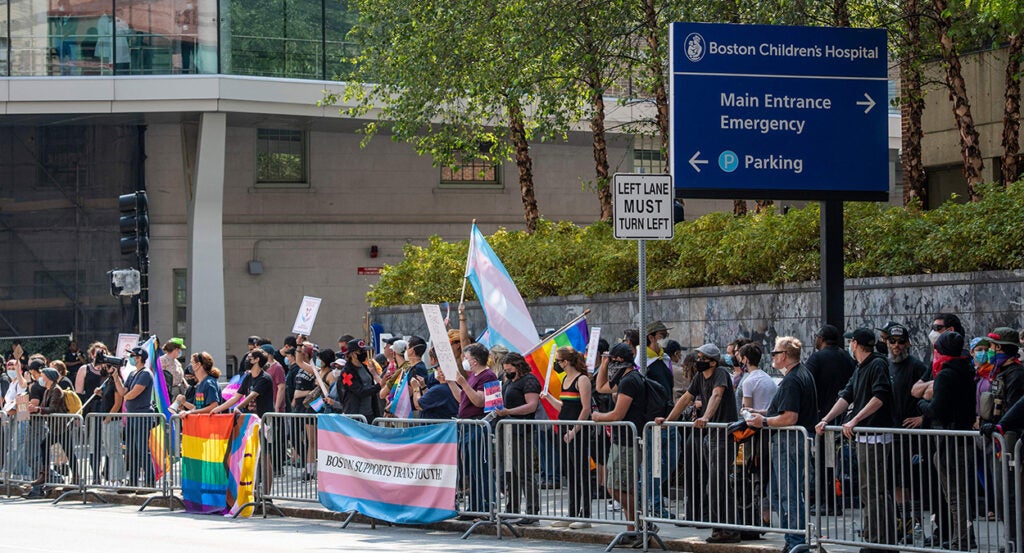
[381,336,399,345]
[27,360,46,373]
[129,346,148,362]
[814,324,842,343]
[345,338,368,353]
[887,324,908,339]
[843,328,876,348]
[609,342,633,361]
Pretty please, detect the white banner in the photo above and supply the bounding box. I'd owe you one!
[585,326,602,374]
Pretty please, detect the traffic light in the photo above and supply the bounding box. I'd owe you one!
[119,191,149,256]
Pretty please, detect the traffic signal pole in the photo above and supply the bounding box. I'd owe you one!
[119,191,150,338]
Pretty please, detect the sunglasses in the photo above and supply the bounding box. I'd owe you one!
[886,337,908,344]
[770,351,785,356]
[931,324,946,332]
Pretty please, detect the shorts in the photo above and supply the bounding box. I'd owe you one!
[606,442,637,492]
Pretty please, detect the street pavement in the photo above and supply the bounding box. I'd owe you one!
[1,498,616,553]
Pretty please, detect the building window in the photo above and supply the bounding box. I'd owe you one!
[256,129,308,186]
[632,135,665,174]
[173,268,188,342]
[439,143,501,188]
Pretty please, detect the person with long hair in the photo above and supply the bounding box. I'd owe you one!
[179,351,221,414]
[290,343,320,481]
[494,352,541,524]
[541,347,593,528]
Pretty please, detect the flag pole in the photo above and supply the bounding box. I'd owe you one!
[459,219,477,306]
[522,308,591,357]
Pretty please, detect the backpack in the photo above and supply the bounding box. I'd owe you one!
[623,370,671,422]
[63,387,83,414]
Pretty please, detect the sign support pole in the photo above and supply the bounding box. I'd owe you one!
[820,199,844,329]
[638,239,647,373]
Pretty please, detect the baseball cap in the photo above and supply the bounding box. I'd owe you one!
[167,337,187,350]
[345,338,368,353]
[608,342,633,361]
[695,343,722,362]
[886,324,908,339]
[844,328,876,348]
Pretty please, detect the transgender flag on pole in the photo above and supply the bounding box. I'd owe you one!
[317,415,458,524]
[465,223,540,353]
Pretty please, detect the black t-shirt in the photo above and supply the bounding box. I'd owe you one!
[889,355,929,423]
[238,371,275,416]
[615,370,649,441]
[687,367,738,423]
[767,363,819,432]
[29,381,45,404]
[502,373,541,419]
[646,358,674,403]
[805,345,857,418]
[79,367,106,416]
[99,380,119,413]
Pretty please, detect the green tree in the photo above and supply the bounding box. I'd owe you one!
[339,0,583,232]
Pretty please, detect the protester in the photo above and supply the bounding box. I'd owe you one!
[541,347,593,528]
[49,360,74,391]
[918,332,975,550]
[292,343,320,480]
[112,347,156,489]
[737,342,777,414]
[214,348,274,416]
[161,338,187,400]
[804,324,855,515]
[663,340,686,401]
[75,342,109,414]
[494,351,541,525]
[593,342,649,546]
[64,340,86,382]
[91,359,125,486]
[748,336,817,553]
[883,322,927,527]
[816,328,897,550]
[727,338,752,390]
[180,351,221,414]
[259,344,287,414]
[658,343,740,543]
[337,338,383,423]
[642,321,679,518]
[410,348,458,418]
[448,342,498,518]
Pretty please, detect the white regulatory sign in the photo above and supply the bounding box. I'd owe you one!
[613,173,674,240]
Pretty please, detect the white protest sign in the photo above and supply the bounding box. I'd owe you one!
[421,304,459,381]
[378,333,393,355]
[291,296,323,336]
[585,326,602,374]
[115,333,140,381]
[542,345,555,395]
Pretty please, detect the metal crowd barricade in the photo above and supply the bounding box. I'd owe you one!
[641,421,811,550]
[493,419,641,550]
[256,412,366,518]
[79,412,168,509]
[1,411,9,496]
[816,425,1010,553]
[375,417,496,539]
[0,413,88,502]
[1015,438,1023,551]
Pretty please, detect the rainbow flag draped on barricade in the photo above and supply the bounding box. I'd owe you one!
[317,415,458,524]
[180,413,261,517]
[524,315,589,420]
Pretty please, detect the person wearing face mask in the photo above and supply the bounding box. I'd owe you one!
[748,336,817,553]
[24,367,68,492]
[94,360,125,485]
[495,351,541,525]
[726,338,751,390]
[640,321,680,518]
[409,348,459,419]
[214,348,274,416]
[913,314,968,400]
[338,338,383,423]
[816,328,897,551]
[657,343,740,544]
[592,342,648,546]
[445,342,498,518]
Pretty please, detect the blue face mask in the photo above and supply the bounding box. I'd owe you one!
[974,351,988,365]
[723,354,734,367]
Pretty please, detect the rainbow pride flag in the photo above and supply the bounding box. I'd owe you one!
[387,369,413,419]
[141,336,173,420]
[148,425,169,481]
[318,415,457,524]
[181,414,260,516]
[524,316,589,419]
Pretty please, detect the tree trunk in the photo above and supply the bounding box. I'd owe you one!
[754,200,774,213]
[833,0,851,27]
[591,88,613,221]
[1001,33,1023,185]
[934,0,985,200]
[733,200,748,216]
[507,100,539,232]
[901,0,928,206]
[641,0,669,171]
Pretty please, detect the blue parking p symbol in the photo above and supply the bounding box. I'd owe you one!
[719,151,738,173]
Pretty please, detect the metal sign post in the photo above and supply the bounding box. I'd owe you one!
[614,173,673,372]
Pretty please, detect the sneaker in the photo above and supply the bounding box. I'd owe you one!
[515,518,539,526]
[569,522,592,529]
[608,499,622,512]
[550,520,572,528]
[614,535,641,548]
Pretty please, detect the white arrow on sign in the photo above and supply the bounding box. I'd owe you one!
[689,151,709,173]
[856,93,876,114]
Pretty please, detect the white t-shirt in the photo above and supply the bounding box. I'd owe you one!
[742,369,778,412]
[3,379,27,413]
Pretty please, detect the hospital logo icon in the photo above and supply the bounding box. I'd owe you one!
[684,33,705,62]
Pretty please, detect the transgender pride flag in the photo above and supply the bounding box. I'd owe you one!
[317,415,458,524]
[465,223,540,353]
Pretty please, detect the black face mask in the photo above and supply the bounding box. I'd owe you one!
[695,360,712,372]
[355,350,368,363]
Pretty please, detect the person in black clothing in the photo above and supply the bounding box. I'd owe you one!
[410,349,458,419]
[495,351,541,523]
[64,341,86,382]
[918,332,975,550]
[92,361,125,484]
[337,339,382,423]
[748,336,817,553]
[883,323,928,525]
[660,343,740,544]
[804,324,855,515]
[816,327,897,551]
[542,347,593,527]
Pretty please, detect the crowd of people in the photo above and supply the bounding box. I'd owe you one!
[2,312,1023,553]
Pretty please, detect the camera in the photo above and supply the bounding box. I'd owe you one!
[95,351,127,367]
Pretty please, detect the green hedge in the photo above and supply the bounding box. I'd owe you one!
[368,181,1024,307]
